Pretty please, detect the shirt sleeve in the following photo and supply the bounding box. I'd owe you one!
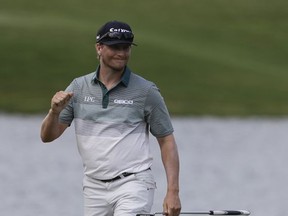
[58,81,75,126]
[144,84,174,137]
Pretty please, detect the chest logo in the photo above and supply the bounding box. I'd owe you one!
[84,96,96,102]
[114,99,133,105]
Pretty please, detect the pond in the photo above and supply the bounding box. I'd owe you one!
[1,114,287,216]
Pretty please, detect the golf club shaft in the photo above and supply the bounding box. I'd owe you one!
[136,210,250,216]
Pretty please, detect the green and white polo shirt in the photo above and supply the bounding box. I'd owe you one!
[59,66,174,180]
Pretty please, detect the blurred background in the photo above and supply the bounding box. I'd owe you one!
[1,0,288,116]
[1,0,288,216]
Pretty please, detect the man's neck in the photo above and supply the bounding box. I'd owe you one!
[98,66,124,90]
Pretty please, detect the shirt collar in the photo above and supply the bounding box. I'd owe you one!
[92,65,131,87]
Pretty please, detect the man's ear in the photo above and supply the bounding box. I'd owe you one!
[95,44,102,56]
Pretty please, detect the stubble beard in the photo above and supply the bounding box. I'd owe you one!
[102,58,127,73]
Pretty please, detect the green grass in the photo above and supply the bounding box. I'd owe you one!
[1,0,288,116]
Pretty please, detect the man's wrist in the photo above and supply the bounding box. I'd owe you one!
[49,108,60,116]
[167,187,180,194]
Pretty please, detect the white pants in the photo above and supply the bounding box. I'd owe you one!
[83,169,156,216]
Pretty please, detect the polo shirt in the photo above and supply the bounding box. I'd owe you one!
[59,66,174,180]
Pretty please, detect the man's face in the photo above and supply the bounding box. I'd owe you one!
[97,43,131,72]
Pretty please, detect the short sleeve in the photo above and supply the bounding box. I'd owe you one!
[144,84,174,137]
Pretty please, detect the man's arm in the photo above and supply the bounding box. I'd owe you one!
[40,91,73,143]
[157,134,181,216]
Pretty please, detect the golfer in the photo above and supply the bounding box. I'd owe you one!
[41,20,181,216]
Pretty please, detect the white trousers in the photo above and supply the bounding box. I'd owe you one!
[83,169,156,216]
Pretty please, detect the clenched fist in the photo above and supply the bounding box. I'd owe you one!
[50,91,73,115]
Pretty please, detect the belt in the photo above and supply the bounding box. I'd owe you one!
[100,172,134,183]
[99,168,151,183]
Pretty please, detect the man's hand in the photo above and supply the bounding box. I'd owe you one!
[163,190,181,216]
[50,91,73,114]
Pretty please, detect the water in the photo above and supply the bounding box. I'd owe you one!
[1,114,288,216]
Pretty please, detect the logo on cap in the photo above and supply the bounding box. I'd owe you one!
[109,28,131,33]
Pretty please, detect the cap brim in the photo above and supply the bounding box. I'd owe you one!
[101,40,137,46]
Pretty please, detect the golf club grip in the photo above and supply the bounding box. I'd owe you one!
[136,214,154,216]
[210,210,250,215]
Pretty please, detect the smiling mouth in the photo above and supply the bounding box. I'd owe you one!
[115,58,126,62]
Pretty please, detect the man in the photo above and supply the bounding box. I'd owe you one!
[41,20,181,216]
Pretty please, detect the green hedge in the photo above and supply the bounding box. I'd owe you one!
[1,0,288,115]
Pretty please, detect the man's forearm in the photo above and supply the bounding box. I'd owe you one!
[158,134,180,192]
[40,109,66,143]
[41,91,72,142]
[158,134,181,215]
